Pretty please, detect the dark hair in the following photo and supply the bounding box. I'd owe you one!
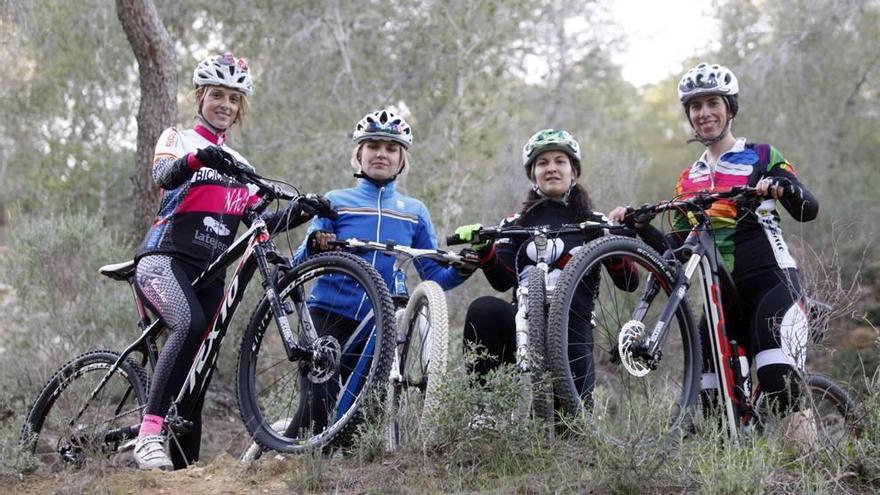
[517,183,594,224]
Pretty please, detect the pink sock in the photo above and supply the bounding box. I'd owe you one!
[138,414,164,438]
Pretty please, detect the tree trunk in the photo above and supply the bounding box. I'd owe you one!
[115,0,177,236]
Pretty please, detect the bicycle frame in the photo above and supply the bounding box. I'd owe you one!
[88,217,319,442]
[630,189,796,442]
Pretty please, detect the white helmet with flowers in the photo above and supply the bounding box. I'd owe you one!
[352,109,413,149]
[192,52,254,96]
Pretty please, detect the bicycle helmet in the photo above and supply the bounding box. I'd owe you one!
[192,53,254,96]
[352,109,413,149]
[522,129,581,179]
[677,62,738,117]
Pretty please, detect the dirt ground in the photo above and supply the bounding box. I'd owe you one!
[6,454,317,495]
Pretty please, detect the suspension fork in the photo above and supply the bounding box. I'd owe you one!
[253,241,313,361]
[515,234,549,372]
[642,253,698,359]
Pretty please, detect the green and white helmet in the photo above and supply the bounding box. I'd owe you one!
[522,129,581,178]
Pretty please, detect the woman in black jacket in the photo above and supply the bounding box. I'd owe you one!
[456,129,636,396]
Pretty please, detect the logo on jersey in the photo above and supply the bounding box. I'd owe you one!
[164,130,178,148]
[225,188,250,214]
[525,237,565,264]
[203,217,230,235]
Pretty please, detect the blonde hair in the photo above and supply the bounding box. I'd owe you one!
[193,85,249,128]
[349,142,410,179]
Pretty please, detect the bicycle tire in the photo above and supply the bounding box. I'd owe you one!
[387,281,448,451]
[546,235,701,445]
[237,252,395,453]
[20,350,148,473]
[527,268,553,426]
[800,373,863,450]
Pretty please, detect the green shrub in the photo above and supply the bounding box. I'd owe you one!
[0,208,136,473]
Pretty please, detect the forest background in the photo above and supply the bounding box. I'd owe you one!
[0,0,878,492]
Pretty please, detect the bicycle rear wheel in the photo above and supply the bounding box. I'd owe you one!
[20,350,148,473]
[547,236,701,445]
[237,252,395,453]
[388,281,448,451]
[784,373,863,451]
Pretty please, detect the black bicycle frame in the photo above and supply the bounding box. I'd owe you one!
[639,210,745,439]
[76,216,317,432]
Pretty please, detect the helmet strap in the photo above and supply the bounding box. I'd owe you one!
[532,181,574,206]
[687,116,733,146]
[354,171,396,187]
[198,116,227,135]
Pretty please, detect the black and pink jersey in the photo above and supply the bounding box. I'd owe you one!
[136,123,260,269]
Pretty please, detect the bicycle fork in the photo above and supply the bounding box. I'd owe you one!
[253,242,315,362]
[516,234,550,373]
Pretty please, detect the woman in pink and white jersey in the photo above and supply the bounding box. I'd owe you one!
[131,53,317,470]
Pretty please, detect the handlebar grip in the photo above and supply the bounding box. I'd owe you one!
[321,209,339,221]
[446,234,466,246]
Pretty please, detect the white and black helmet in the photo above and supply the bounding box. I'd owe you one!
[192,53,254,96]
[352,109,413,149]
[677,63,739,116]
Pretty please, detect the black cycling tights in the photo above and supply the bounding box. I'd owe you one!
[463,296,595,394]
[700,268,808,417]
[135,255,224,467]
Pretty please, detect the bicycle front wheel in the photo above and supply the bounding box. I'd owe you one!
[388,281,449,451]
[237,252,395,454]
[20,350,148,473]
[526,268,553,426]
[547,235,701,445]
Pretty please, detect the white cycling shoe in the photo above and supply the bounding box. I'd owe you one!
[133,434,173,470]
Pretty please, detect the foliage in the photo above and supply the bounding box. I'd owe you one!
[1,0,879,491]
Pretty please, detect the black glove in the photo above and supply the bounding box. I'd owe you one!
[298,194,337,220]
[623,203,657,229]
[453,247,481,276]
[195,146,237,176]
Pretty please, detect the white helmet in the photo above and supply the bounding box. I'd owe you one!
[352,109,413,149]
[192,53,254,96]
[677,63,738,105]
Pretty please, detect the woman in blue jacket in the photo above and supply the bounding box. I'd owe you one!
[290,108,470,434]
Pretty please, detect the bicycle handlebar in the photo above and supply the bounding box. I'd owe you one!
[625,184,769,222]
[227,161,337,221]
[445,222,633,247]
[330,238,479,267]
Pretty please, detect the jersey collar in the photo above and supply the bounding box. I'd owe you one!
[693,137,747,171]
[194,121,227,146]
[355,177,397,195]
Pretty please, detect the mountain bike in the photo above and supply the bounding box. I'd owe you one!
[447,222,633,433]
[241,238,478,459]
[334,238,479,451]
[546,186,862,448]
[19,168,396,473]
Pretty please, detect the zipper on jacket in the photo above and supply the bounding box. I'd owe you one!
[370,186,384,267]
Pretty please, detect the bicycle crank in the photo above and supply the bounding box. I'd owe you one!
[618,320,651,377]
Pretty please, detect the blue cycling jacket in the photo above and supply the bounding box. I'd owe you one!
[293,178,467,320]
